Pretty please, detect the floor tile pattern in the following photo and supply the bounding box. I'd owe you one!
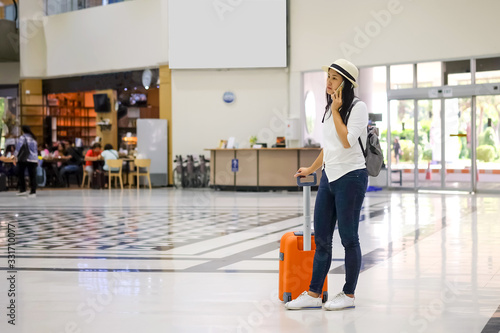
[0,189,499,333]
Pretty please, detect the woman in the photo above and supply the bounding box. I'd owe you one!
[15,125,39,197]
[285,59,368,311]
[100,144,120,172]
[52,142,66,168]
[5,145,15,158]
[38,143,50,158]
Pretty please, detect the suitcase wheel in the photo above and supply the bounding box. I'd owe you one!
[283,292,292,303]
[322,291,328,303]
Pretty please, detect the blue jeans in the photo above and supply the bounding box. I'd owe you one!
[60,165,81,179]
[309,169,368,295]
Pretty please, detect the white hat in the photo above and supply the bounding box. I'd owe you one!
[321,59,359,88]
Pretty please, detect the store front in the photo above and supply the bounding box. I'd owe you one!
[16,69,160,151]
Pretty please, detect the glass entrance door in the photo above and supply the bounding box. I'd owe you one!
[388,97,474,190]
[443,98,473,190]
[417,99,442,189]
[389,99,415,188]
[476,95,500,191]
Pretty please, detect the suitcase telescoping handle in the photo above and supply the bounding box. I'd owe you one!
[296,172,317,251]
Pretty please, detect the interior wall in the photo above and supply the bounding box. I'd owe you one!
[20,0,167,78]
[19,0,47,78]
[171,69,289,156]
[290,0,500,71]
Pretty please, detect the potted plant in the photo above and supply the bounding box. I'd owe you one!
[249,135,258,147]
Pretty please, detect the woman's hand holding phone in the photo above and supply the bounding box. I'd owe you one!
[331,81,344,111]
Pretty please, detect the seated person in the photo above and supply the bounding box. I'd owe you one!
[84,142,102,174]
[38,144,50,158]
[118,143,131,173]
[118,143,128,157]
[0,154,16,183]
[59,141,83,181]
[51,142,66,168]
[39,142,69,186]
[100,144,120,173]
[4,145,15,158]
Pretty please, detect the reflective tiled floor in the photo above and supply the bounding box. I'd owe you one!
[1,188,500,332]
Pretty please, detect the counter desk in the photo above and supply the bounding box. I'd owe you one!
[206,148,322,190]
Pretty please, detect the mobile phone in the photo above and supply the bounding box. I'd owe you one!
[334,81,345,95]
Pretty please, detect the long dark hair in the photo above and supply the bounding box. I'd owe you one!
[322,79,356,124]
[21,125,37,141]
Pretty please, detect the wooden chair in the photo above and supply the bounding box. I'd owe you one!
[131,159,151,189]
[106,159,123,190]
[81,169,91,188]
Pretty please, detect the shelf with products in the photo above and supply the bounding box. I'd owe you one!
[46,92,99,147]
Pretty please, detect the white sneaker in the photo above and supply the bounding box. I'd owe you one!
[285,291,322,310]
[28,193,37,198]
[324,292,355,310]
[16,192,27,196]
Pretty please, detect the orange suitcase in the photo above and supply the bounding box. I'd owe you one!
[279,173,328,303]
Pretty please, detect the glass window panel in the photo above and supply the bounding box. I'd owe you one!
[476,57,500,84]
[417,100,441,188]
[476,95,500,191]
[4,5,16,21]
[447,73,472,86]
[444,60,471,86]
[359,66,388,165]
[304,91,316,134]
[417,62,442,88]
[390,64,413,89]
[303,72,327,146]
[390,99,415,187]
[46,0,126,15]
[444,98,472,190]
[476,70,500,84]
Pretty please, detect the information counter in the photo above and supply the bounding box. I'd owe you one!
[206,148,322,190]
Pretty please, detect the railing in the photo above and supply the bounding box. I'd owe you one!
[45,0,131,16]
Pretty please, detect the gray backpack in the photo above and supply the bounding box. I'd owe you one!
[346,99,384,177]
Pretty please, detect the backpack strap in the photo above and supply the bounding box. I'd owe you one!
[344,98,360,124]
[358,137,366,158]
[345,98,367,158]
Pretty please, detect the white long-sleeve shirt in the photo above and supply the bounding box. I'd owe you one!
[322,100,368,182]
